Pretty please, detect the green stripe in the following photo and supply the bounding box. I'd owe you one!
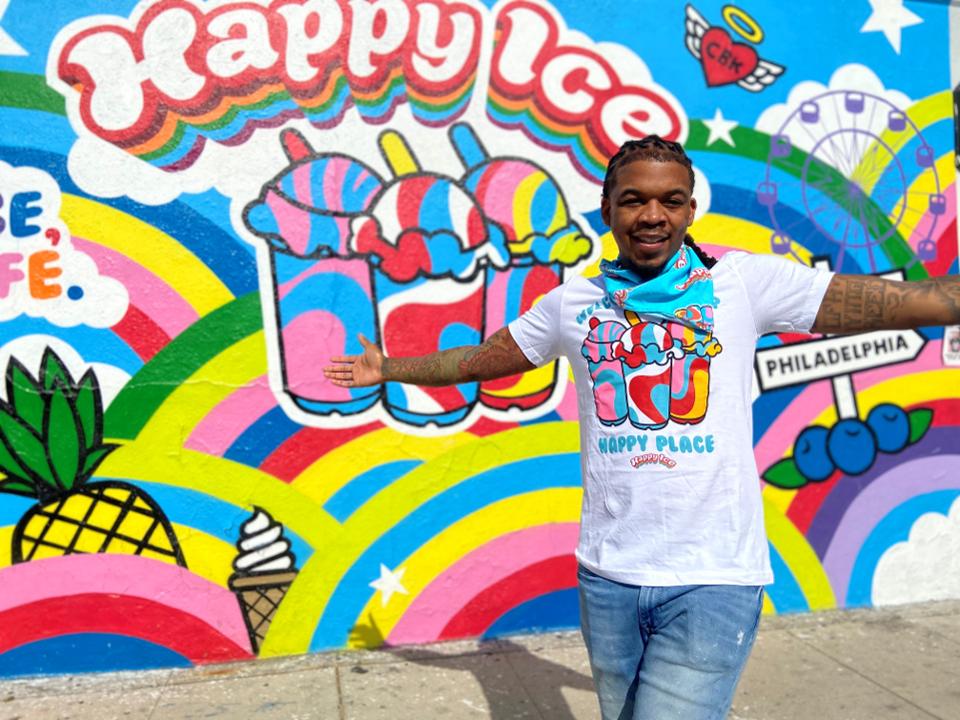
[0,71,65,115]
[409,82,475,113]
[104,292,262,440]
[686,120,927,280]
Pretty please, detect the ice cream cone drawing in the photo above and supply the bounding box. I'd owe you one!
[0,349,185,566]
[243,129,385,417]
[450,123,594,412]
[349,129,511,427]
[228,507,299,654]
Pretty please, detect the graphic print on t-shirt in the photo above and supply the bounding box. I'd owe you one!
[580,311,723,429]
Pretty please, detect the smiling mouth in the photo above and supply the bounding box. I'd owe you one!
[631,235,669,245]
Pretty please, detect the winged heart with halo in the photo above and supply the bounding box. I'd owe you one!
[684,4,785,93]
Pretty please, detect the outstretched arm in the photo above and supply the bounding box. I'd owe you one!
[812,274,960,334]
[323,327,536,388]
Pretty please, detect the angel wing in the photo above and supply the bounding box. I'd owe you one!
[684,4,710,60]
[737,59,786,93]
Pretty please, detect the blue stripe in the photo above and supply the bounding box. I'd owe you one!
[483,588,580,639]
[94,478,314,563]
[224,405,302,468]
[324,460,422,523]
[0,146,258,296]
[0,634,190,677]
[0,316,143,374]
[765,541,809,613]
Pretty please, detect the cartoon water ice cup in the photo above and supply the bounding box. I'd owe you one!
[243,129,384,415]
[451,123,593,411]
[614,322,680,430]
[581,317,629,425]
[228,507,299,654]
[665,306,721,425]
[349,130,510,427]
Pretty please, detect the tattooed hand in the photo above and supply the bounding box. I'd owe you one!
[812,274,960,334]
[323,327,536,388]
[324,334,385,387]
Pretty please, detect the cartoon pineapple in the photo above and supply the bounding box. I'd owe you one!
[0,348,185,566]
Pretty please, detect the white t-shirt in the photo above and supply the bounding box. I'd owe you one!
[509,251,833,586]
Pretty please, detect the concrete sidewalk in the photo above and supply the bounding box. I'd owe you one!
[3,600,960,720]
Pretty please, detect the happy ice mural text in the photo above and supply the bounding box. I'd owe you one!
[0,0,957,680]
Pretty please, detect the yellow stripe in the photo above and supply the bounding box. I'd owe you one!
[60,194,233,314]
[762,591,775,615]
[132,332,267,448]
[800,368,960,434]
[763,485,797,517]
[856,91,953,194]
[351,488,583,645]
[693,214,814,262]
[764,496,836,610]
[512,171,547,243]
[173,524,237,587]
[888,153,955,237]
[379,131,420,176]
[99,444,337,554]
[260,422,581,656]
[0,526,11,568]
[292,428,476,506]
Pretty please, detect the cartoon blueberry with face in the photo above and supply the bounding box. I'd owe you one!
[866,403,910,453]
[793,425,834,482]
[827,419,878,476]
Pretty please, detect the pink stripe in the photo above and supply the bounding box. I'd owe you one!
[905,182,955,251]
[484,271,510,334]
[267,190,312,256]
[323,158,347,213]
[482,163,535,231]
[0,554,250,651]
[283,310,352,401]
[292,163,314,208]
[185,376,276,455]
[387,523,579,645]
[72,237,198,337]
[755,341,944,472]
[553,379,579,422]
[697,243,736,259]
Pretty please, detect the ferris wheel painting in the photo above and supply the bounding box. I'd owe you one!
[759,90,946,271]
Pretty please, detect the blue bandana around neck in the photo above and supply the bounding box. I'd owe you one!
[599,241,718,334]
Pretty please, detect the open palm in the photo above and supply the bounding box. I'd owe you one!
[323,334,384,387]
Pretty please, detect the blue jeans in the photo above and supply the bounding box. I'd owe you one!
[577,565,763,720]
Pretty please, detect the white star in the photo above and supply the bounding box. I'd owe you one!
[0,0,26,57]
[703,109,738,148]
[369,563,408,607]
[860,0,923,54]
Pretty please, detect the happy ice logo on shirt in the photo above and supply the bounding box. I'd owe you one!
[580,316,722,430]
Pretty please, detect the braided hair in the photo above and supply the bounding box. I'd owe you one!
[602,136,717,269]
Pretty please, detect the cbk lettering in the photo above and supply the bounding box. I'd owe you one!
[706,42,743,74]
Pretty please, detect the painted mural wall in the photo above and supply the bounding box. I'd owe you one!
[0,0,956,676]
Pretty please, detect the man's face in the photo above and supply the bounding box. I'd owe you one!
[600,159,697,277]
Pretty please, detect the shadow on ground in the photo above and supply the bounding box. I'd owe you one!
[350,615,595,720]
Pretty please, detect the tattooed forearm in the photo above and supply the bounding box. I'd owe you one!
[813,274,960,333]
[381,327,535,386]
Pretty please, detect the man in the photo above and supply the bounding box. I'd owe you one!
[324,136,960,719]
